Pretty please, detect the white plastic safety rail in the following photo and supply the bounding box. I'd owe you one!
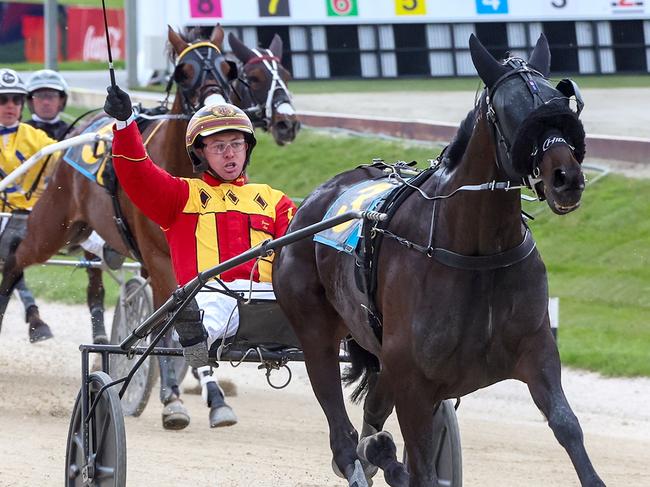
[0,132,113,192]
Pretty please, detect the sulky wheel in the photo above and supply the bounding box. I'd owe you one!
[109,276,157,417]
[403,399,462,486]
[65,371,127,487]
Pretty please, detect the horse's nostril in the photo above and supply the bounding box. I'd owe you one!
[553,168,567,188]
[276,121,290,132]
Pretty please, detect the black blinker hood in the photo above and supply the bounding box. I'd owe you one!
[509,102,586,177]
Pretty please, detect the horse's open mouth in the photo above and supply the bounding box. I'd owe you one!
[553,200,580,214]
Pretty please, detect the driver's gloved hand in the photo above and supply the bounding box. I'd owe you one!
[174,299,210,368]
[104,85,133,121]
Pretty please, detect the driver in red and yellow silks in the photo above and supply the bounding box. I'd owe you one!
[104,85,296,428]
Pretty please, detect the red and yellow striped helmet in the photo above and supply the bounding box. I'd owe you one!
[185,103,257,173]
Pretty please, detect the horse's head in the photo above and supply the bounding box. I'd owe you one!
[167,26,233,114]
[228,32,300,146]
[470,34,586,215]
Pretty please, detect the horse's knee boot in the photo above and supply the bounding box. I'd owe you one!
[158,355,180,404]
[26,305,53,343]
[198,366,237,428]
[90,305,108,344]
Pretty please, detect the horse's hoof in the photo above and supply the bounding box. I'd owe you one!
[92,320,108,345]
[209,404,237,428]
[162,398,190,430]
[348,459,370,487]
[332,458,373,486]
[29,322,53,343]
[357,431,394,479]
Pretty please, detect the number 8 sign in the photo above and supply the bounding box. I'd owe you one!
[189,0,222,18]
[326,0,358,16]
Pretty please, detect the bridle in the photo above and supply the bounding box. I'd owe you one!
[171,41,232,115]
[485,58,584,199]
[234,48,295,130]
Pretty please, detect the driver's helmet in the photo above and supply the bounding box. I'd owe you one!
[185,103,256,173]
[0,69,28,95]
[27,69,69,109]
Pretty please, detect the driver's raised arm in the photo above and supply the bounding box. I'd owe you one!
[106,85,188,229]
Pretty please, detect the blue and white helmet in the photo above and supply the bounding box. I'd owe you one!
[0,69,28,95]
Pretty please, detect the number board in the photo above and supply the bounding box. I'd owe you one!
[475,0,509,15]
[327,0,359,17]
[611,0,645,14]
[181,0,650,25]
[258,0,291,17]
[189,0,222,18]
[395,0,426,16]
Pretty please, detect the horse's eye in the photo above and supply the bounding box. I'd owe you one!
[248,76,260,84]
[173,65,189,83]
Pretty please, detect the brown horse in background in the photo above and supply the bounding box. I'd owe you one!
[274,34,604,486]
[0,25,299,428]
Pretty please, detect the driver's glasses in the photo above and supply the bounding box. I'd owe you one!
[0,94,24,105]
[31,90,60,101]
[204,140,246,155]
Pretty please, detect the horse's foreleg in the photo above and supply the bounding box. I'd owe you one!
[85,252,107,344]
[395,378,439,486]
[299,327,364,485]
[356,370,409,486]
[0,252,23,332]
[518,325,605,487]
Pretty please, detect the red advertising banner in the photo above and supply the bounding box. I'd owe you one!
[22,15,63,62]
[66,7,125,62]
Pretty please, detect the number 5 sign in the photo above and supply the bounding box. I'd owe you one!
[189,0,222,18]
[327,0,359,16]
[395,0,426,16]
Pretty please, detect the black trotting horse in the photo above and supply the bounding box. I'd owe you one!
[274,34,604,486]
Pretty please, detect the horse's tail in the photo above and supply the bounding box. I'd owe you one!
[342,339,380,403]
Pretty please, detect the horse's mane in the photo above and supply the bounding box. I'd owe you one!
[443,101,482,169]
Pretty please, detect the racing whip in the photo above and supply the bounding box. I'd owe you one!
[100,0,116,87]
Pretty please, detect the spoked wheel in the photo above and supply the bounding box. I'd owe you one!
[403,399,462,487]
[65,371,127,486]
[109,276,156,417]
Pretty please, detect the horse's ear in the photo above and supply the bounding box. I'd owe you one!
[527,33,551,77]
[210,24,224,50]
[469,33,509,90]
[228,32,255,63]
[222,60,239,81]
[269,34,283,61]
[168,25,189,56]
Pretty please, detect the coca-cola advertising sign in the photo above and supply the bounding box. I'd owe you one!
[67,7,125,62]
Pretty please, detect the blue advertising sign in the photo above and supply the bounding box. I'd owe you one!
[475,0,509,15]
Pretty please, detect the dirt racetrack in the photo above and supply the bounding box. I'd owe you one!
[1,296,649,487]
[293,87,650,139]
